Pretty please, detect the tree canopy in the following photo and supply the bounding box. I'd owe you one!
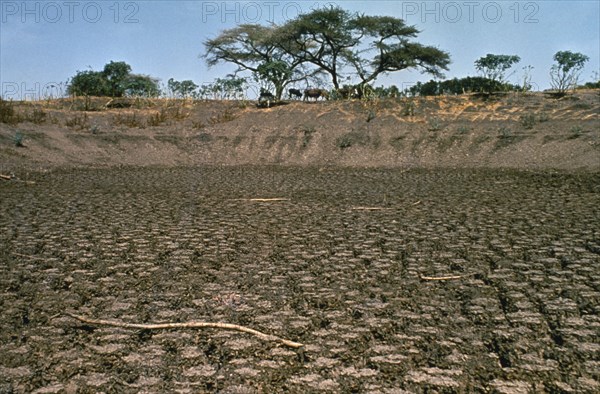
[68,61,160,98]
[203,6,450,96]
[550,50,589,93]
[203,24,314,99]
[474,54,521,92]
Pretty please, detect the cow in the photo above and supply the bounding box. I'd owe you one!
[336,87,357,100]
[258,90,275,107]
[303,88,329,101]
[288,88,303,99]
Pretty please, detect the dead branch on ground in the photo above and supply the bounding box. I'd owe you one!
[350,206,393,211]
[419,273,475,281]
[65,313,304,349]
[231,198,291,202]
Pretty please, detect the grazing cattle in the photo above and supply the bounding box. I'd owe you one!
[288,88,302,99]
[259,91,275,100]
[303,88,329,101]
[258,90,275,107]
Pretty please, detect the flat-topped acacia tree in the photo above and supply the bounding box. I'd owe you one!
[203,6,451,97]
[203,24,319,100]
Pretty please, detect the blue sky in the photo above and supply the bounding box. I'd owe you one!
[1,0,599,99]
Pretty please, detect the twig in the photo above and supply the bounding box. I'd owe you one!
[231,198,291,202]
[419,273,474,281]
[412,200,421,206]
[65,313,304,349]
[1,174,13,180]
[350,206,392,211]
[12,252,46,260]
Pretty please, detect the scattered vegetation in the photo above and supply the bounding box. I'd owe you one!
[146,110,168,127]
[209,108,236,124]
[65,114,89,129]
[402,100,416,116]
[299,125,316,148]
[28,108,47,124]
[495,127,527,149]
[427,117,443,131]
[336,129,370,149]
[550,51,590,95]
[520,113,537,129]
[13,131,25,147]
[520,112,549,129]
[568,125,584,139]
[0,98,20,124]
[113,113,145,128]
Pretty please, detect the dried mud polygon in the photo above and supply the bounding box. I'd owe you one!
[0,166,599,393]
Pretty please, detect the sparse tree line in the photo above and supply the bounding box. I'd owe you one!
[66,6,596,101]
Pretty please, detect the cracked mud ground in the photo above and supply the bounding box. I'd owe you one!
[0,166,599,393]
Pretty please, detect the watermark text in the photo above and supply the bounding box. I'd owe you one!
[1,1,140,23]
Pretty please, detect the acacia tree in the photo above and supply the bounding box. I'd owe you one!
[474,54,520,92]
[550,50,589,94]
[203,24,315,99]
[203,7,449,97]
[276,8,450,90]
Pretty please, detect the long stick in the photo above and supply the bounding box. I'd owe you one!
[419,273,474,281]
[65,313,304,349]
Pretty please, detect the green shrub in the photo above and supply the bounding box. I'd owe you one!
[13,131,25,147]
[209,108,235,124]
[568,125,584,139]
[336,130,370,149]
[147,110,168,127]
[427,117,443,131]
[113,113,144,128]
[0,98,20,124]
[28,108,47,124]
[520,113,537,129]
[65,114,89,129]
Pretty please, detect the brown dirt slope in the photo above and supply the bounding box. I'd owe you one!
[0,90,598,172]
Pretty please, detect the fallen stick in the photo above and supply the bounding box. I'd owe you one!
[12,252,46,260]
[65,313,304,349]
[419,273,475,281]
[0,174,13,180]
[350,206,392,211]
[247,198,290,202]
[229,198,291,202]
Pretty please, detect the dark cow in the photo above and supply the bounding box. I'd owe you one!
[303,88,329,101]
[288,88,302,99]
[258,90,275,107]
[259,90,275,100]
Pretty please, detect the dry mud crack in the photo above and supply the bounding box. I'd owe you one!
[0,166,599,393]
